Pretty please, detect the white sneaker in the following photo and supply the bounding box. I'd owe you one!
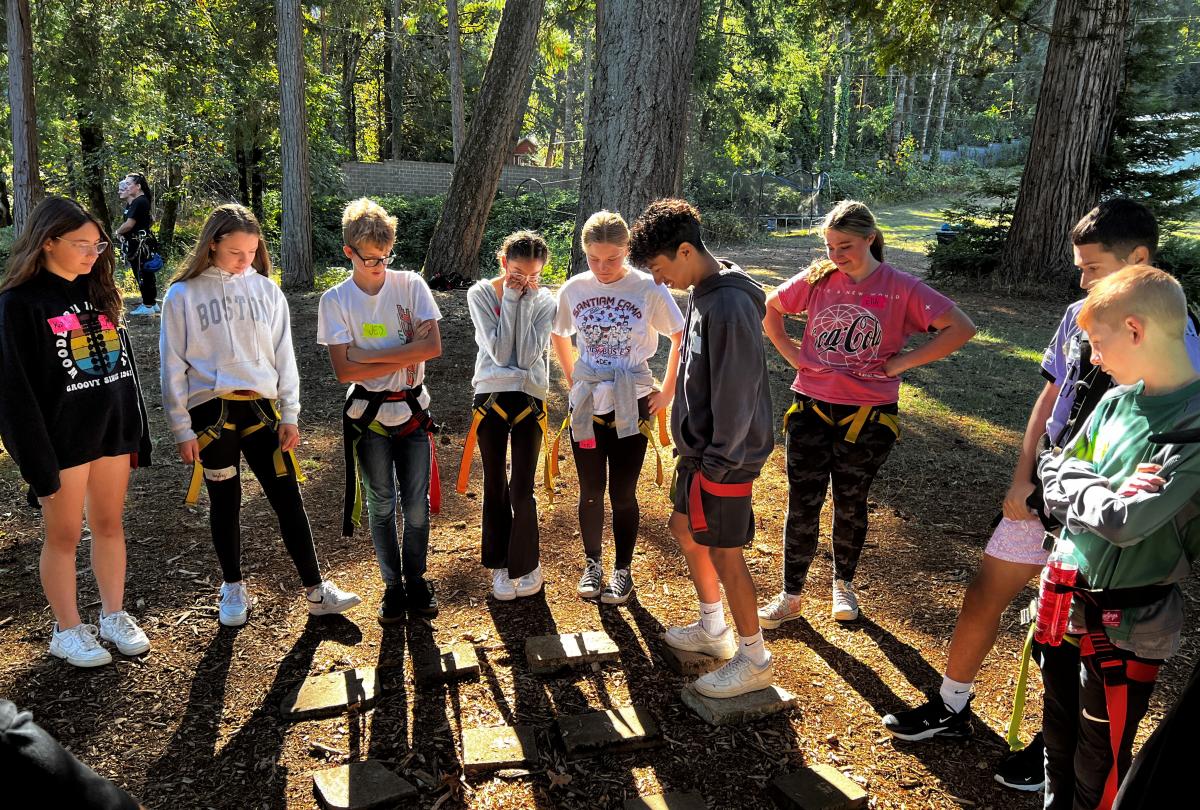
[129,304,153,316]
[600,568,634,605]
[758,591,803,629]
[833,578,859,621]
[693,650,774,699]
[492,568,516,601]
[307,580,362,616]
[664,621,736,659]
[49,623,112,667]
[577,558,604,599]
[99,610,151,656]
[219,581,253,627]
[513,565,544,598]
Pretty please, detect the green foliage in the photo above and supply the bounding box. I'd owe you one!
[925,174,1018,285]
[700,210,754,245]
[1156,235,1200,304]
[0,227,13,270]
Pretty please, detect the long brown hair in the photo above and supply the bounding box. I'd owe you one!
[807,199,886,285]
[1,196,121,322]
[173,203,271,284]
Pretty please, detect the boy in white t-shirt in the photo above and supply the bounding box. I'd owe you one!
[316,198,443,623]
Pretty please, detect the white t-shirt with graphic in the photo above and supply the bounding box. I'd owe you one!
[552,268,685,415]
[317,269,442,426]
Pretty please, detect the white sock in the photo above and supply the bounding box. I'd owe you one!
[939,676,973,713]
[699,600,726,635]
[740,631,769,666]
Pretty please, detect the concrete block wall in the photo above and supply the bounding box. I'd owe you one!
[341,159,578,198]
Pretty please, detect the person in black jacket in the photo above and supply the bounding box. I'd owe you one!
[629,198,777,699]
[0,196,154,668]
[115,173,158,316]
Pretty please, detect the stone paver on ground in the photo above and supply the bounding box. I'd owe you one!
[623,791,709,809]
[461,724,541,774]
[659,642,725,676]
[770,765,868,810]
[556,705,662,758]
[525,630,620,674]
[679,684,797,727]
[311,760,418,810]
[280,667,380,721]
[412,643,480,687]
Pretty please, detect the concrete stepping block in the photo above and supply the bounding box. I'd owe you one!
[556,705,662,758]
[281,667,380,720]
[770,765,867,809]
[659,641,726,676]
[462,724,539,774]
[312,760,418,810]
[624,791,708,809]
[679,684,797,727]
[525,631,619,674]
[413,644,480,687]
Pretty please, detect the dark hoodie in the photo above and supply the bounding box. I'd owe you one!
[0,271,153,497]
[672,261,774,482]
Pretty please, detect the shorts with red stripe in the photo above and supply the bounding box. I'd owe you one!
[672,464,756,549]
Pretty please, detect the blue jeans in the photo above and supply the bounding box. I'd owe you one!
[355,425,431,586]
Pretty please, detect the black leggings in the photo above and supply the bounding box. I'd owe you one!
[476,392,543,579]
[571,396,649,570]
[128,243,156,305]
[190,398,322,588]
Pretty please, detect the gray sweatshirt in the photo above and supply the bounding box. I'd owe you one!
[466,280,556,400]
[159,266,300,443]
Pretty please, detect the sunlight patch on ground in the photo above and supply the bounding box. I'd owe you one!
[969,328,1044,365]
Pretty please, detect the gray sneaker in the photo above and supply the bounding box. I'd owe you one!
[577,558,604,599]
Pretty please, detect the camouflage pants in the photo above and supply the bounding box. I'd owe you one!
[782,396,898,594]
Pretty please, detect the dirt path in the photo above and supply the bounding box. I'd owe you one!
[0,235,1193,809]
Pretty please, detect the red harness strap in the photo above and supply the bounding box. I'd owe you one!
[688,471,753,533]
[1080,632,1161,810]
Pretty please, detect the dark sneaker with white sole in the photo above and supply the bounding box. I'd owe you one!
[406,578,439,618]
[994,732,1045,792]
[882,695,973,741]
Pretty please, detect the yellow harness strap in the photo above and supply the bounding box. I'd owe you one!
[456,395,549,498]
[183,397,303,505]
[782,399,899,444]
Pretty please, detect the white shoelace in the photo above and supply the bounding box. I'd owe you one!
[608,569,630,594]
[106,612,139,637]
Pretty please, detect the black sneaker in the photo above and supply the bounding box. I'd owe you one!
[599,568,634,605]
[378,583,406,625]
[406,578,439,618]
[882,695,973,741]
[994,732,1045,792]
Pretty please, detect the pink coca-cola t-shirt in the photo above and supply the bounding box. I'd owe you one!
[774,262,954,406]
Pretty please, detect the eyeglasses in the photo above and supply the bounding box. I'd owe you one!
[350,245,396,268]
[54,238,110,255]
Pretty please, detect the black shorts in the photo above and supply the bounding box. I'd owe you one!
[672,464,756,549]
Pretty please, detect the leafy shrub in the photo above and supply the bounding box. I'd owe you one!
[925,174,1018,286]
[701,210,753,246]
[0,226,12,270]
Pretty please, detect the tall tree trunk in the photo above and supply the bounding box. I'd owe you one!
[931,42,958,160]
[236,141,250,206]
[6,0,43,233]
[447,0,466,161]
[251,144,265,223]
[381,4,393,159]
[582,25,594,142]
[422,0,546,283]
[341,33,361,162]
[277,0,314,290]
[920,67,940,153]
[545,71,565,167]
[389,0,406,159]
[571,0,703,276]
[76,115,111,232]
[158,149,183,250]
[830,23,852,166]
[999,0,1134,287]
[888,72,908,156]
[562,61,575,176]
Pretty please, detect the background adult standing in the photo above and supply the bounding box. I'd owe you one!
[115,173,158,316]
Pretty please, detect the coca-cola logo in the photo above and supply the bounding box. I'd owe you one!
[809,303,882,368]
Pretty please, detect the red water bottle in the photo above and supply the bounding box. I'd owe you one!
[1034,550,1078,646]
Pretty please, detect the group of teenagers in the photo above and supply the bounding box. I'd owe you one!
[0,183,1197,810]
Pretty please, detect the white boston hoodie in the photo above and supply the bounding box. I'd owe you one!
[159,266,300,443]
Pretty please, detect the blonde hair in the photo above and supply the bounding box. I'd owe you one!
[581,210,630,247]
[342,197,397,249]
[173,204,271,284]
[1078,264,1188,335]
[806,199,886,285]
